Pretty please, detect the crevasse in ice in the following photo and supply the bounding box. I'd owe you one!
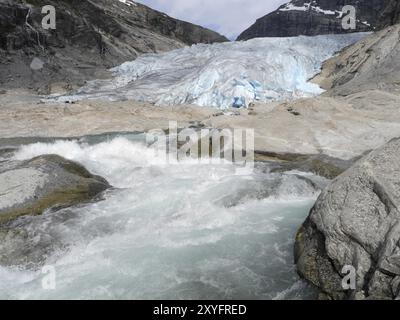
[58,34,367,109]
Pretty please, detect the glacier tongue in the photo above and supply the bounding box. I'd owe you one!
[58,34,367,109]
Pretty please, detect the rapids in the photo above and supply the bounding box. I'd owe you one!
[0,134,326,299]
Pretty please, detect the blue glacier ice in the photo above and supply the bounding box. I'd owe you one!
[56,34,368,109]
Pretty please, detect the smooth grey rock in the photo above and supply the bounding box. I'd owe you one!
[0,154,110,223]
[295,138,400,300]
[29,57,44,71]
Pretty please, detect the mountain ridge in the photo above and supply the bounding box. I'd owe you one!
[237,0,400,40]
[0,0,228,93]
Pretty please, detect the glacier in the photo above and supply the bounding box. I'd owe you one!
[56,34,368,109]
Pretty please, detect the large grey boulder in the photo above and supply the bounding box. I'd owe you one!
[0,154,110,224]
[295,138,400,299]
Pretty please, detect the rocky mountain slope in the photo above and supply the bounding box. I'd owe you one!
[237,0,400,40]
[0,0,227,93]
[313,24,400,96]
[380,0,400,28]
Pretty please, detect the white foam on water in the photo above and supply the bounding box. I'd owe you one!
[1,137,321,299]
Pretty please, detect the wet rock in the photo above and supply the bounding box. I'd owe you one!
[0,154,110,224]
[256,151,358,179]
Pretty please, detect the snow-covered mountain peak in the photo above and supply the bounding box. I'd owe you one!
[237,0,390,40]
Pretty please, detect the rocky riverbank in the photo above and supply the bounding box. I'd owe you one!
[295,138,400,300]
[0,154,110,224]
[1,88,400,161]
[292,22,400,300]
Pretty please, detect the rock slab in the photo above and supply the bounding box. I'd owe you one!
[0,154,110,223]
[295,138,400,300]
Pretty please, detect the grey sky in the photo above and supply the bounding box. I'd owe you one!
[135,0,289,40]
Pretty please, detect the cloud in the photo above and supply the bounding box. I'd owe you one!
[135,0,288,40]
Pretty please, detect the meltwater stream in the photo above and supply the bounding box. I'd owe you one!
[0,135,326,299]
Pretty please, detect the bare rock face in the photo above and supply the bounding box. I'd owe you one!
[295,138,400,300]
[313,24,400,96]
[379,0,400,28]
[237,0,396,40]
[0,154,110,224]
[0,0,227,92]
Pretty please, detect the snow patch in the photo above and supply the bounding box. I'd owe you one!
[280,2,340,16]
[117,0,137,7]
[279,3,310,12]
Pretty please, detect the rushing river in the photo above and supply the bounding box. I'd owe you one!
[0,134,325,299]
